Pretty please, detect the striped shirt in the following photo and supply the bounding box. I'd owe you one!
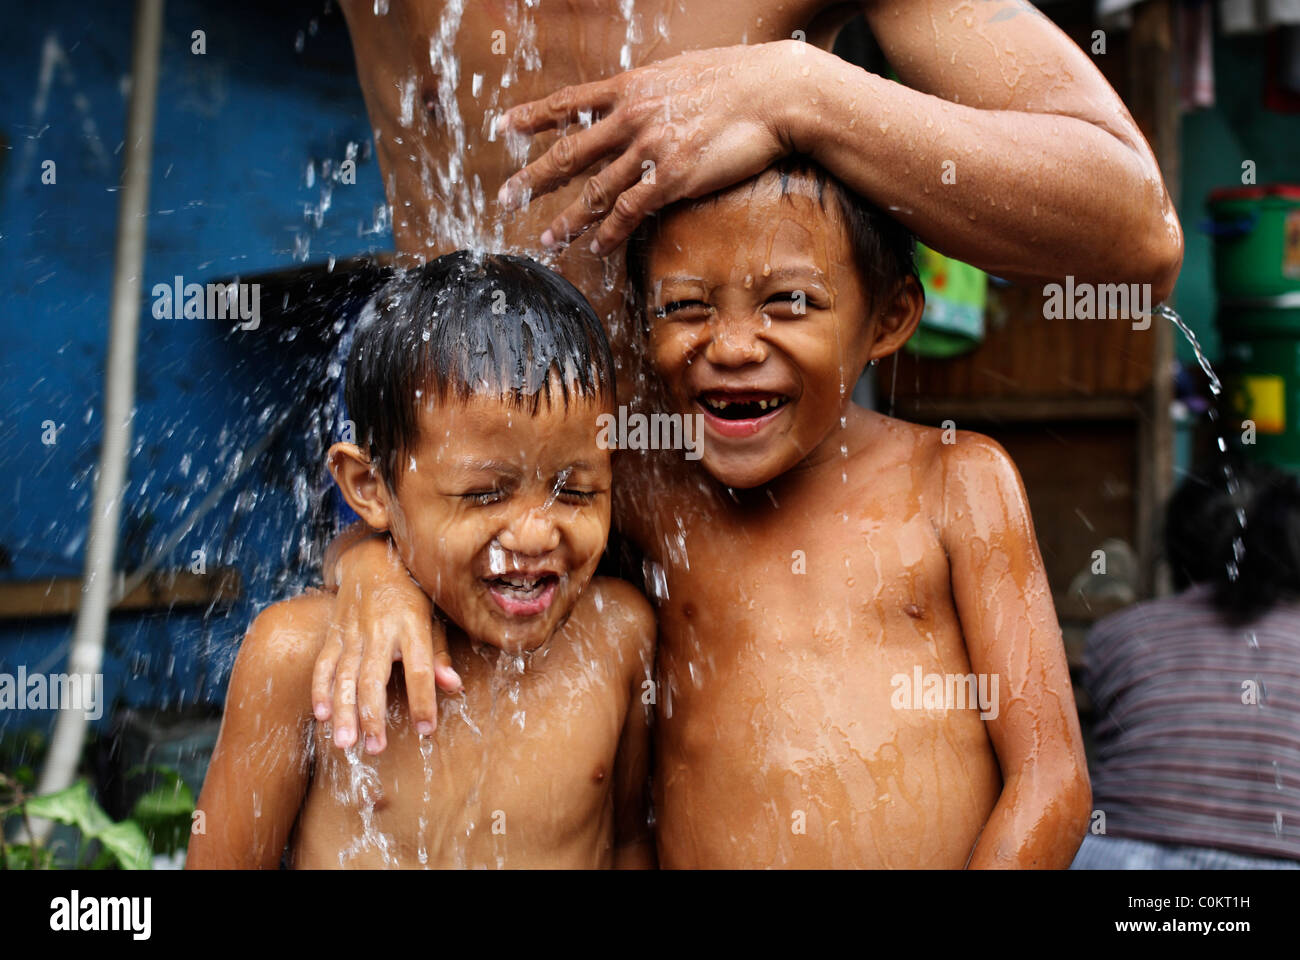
[1084,584,1300,861]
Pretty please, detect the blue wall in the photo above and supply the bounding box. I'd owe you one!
[0,0,388,743]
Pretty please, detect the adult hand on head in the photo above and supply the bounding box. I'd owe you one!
[313,534,462,754]
[496,41,801,256]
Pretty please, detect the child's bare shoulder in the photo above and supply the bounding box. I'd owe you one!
[236,590,334,689]
[864,412,1018,487]
[577,576,656,667]
[933,426,1024,495]
[917,423,1034,540]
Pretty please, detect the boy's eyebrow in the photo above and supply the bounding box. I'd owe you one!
[761,266,829,285]
[454,457,523,477]
[654,268,830,289]
[653,275,708,289]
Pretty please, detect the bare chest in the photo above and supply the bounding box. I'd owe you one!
[297,658,626,868]
[643,476,972,742]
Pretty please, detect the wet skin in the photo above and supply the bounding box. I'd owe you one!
[322,172,1092,868]
[609,177,1089,867]
[321,0,1132,865]
[339,0,1182,312]
[188,395,656,869]
[327,0,1182,738]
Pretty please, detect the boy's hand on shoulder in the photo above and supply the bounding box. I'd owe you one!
[314,535,462,755]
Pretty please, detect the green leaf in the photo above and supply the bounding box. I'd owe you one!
[131,781,194,820]
[124,764,183,789]
[3,843,58,869]
[22,780,153,869]
[24,781,112,836]
[95,821,152,871]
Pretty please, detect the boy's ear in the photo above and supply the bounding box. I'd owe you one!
[328,442,392,531]
[867,275,925,363]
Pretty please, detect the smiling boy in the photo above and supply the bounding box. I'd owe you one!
[330,162,1092,868]
[620,163,1090,867]
[187,253,655,869]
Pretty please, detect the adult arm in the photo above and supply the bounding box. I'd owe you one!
[497,0,1182,298]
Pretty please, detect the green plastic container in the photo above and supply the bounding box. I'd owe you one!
[906,243,987,358]
[1206,184,1300,300]
[1220,304,1300,471]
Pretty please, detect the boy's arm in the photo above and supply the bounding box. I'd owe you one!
[313,532,460,754]
[186,600,320,869]
[607,583,658,869]
[497,0,1181,298]
[941,433,1091,869]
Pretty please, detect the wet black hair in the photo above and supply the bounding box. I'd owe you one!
[1165,456,1300,622]
[624,155,919,327]
[344,250,615,487]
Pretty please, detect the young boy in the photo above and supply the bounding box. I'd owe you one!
[188,252,655,869]
[325,161,1092,868]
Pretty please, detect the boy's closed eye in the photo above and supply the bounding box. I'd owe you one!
[655,299,711,321]
[461,489,509,506]
[456,476,606,508]
[762,290,824,318]
[557,487,600,504]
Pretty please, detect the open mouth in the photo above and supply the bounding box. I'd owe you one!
[696,391,791,438]
[484,572,560,617]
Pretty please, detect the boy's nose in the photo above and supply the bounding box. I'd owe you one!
[498,505,561,556]
[703,313,766,367]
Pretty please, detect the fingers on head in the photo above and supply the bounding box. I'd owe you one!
[597,185,655,250]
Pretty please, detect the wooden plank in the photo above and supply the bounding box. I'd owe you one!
[994,423,1139,599]
[882,285,1157,402]
[894,395,1141,424]
[0,568,242,620]
[1129,0,1179,596]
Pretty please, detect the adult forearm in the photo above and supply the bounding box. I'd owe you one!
[783,47,1182,298]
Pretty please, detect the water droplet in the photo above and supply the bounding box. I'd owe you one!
[488,539,507,575]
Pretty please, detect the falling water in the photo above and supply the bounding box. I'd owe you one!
[1155,303,1247,584]
[335,743,396,867]
[1156,301,1288,841]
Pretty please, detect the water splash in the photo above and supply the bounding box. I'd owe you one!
[1158,303,1246,588]
[335,742,397,867]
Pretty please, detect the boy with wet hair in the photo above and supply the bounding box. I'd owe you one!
[327,162,1092,868]
[189,252,655,869]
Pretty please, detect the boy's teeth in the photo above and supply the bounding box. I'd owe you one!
[704,395,785,414]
